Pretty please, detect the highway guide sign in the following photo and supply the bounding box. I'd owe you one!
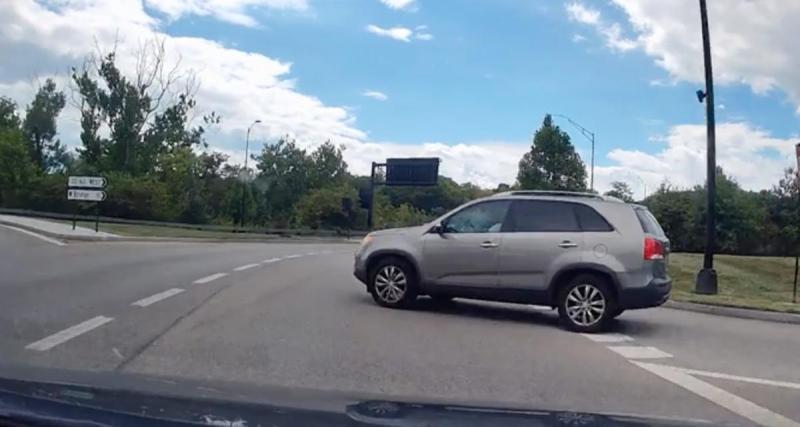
[67,189,106,202]
[68,176,106,188]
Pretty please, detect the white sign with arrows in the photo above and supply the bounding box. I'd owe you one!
[68,176,107,188]
[67,189,107,202]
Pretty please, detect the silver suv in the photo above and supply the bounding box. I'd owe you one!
[354,191,671,332]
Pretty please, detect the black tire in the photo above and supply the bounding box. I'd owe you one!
[369,257,418,308]
[557,274,616,333]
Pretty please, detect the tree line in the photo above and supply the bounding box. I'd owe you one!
[0,40,798,255]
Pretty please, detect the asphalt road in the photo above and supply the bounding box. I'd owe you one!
[2,225,800,426]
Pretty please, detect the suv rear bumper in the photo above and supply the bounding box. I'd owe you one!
[618,277,671,309]
[354,258,368,285]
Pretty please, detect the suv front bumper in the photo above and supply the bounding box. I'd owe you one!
[618,277,671,309]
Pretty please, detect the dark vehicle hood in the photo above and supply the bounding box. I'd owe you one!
[0,364,722,427]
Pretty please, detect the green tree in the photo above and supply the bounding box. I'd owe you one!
[516,114,587,191]
[71,40,208,175]
[22,79,67,172]
[0,128,35,207]
[0,97,21,130]
[308,141,348,189]
[293,184,358,229]
[253,137,313,223]
[604,181,634,202]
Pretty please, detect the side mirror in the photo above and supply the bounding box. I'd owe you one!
[429,223,445,234]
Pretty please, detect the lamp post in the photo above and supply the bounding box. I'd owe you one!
[240,120,261,228]
[552,114,595,191]
[695,0,718,294]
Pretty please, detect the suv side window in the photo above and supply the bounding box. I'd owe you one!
[444,200,511,233]
[507,200,580,232]
[574,204,614,232]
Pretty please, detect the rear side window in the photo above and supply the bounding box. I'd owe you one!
[507,200,580,232]
[574,204,614,232]
[635,208,666,237]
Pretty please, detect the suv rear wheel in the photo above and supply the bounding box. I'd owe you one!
[557,274,615,333]
[369,257,418,308]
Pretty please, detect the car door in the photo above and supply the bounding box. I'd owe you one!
[422,200,511,287]
[497,200,584,291]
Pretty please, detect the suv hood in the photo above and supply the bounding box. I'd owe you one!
[0,364,725,427]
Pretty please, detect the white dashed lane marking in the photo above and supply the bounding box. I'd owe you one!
[193,272,228,284]
[580,333,633,343]
[608,345,673,359]
[634,362,800,427]
[283,254,303,259]
[233,263,259,272]
[26,316,113,351]
[131,288,185,307]
[262,257,281,263]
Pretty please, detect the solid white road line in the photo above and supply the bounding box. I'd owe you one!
[1,224,65,246]
[633,362,800,427]
[283,254,303,259]
[262,257,281,263]
[131,288,184,307]
[233,263,259,272]
[581,333,634,343]
[681,367,800,391]
[608,345,673,359]
[26,316,113,351]
[193,272,228,284]
[305,252,317,256]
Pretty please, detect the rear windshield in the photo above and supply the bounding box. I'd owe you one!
[635,208,665,237]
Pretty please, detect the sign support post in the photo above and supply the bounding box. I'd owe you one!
[67,176,107,233]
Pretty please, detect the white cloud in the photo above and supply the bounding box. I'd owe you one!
[362,90,388,101]
[595,122,796,195]
[572,34,586,43]
[144,0,308,27]
[0,0,363,153]
[569,0,800,112]
[365,24,432,42]
[566,2,637,52]
[365,24,413,42]
[378,0,416,11]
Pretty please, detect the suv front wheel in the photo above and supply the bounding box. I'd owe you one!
[369,257,418,308]
[557,274,615,333]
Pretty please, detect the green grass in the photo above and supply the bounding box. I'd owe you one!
[669,253,800,314]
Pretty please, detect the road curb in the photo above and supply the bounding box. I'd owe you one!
[0,219,119,242]
[0,219,359,244]
[665,300,800,324]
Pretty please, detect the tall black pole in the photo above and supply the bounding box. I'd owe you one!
[367,162,376,230]
[590,131,595,192]
[695,0,718,294]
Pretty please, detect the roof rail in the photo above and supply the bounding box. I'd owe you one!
[496,190,604,200]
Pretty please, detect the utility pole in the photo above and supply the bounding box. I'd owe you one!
[240,120,261,228]
[694,0,718,294]
[552,114,595,191]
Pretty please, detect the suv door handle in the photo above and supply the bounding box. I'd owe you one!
[480,241,499,248]
[558,241,578,248]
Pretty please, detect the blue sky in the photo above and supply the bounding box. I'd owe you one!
[2,0,799,192]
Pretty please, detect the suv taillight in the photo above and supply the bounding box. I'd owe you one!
[644,237,664,261]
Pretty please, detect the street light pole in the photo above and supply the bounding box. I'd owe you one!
[552,114,595,191]
[240,120,261,228]
[695,0,718,294]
